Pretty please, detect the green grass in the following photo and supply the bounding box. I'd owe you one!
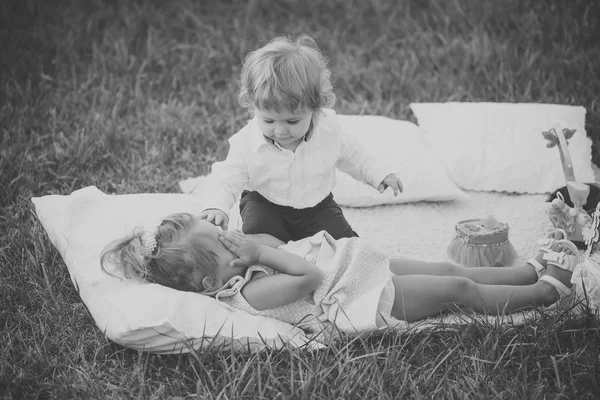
[2,0,600,398]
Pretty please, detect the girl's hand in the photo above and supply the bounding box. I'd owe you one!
[219,230,262,267]
[378,173,403,196]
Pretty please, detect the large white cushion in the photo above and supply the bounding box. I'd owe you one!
[334,115,469,206]
[410,102,596,194]
[179,115,469,208]
[31,186,321,354]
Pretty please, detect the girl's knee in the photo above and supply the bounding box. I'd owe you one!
[425,261,464,276]
[440,262,463,276]
[449,276,478,301]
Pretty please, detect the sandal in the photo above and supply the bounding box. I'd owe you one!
[542,239,579,273]
[538,239,579,299]
[528,229,569,279]
[536,228,568,250]
[526,257,546,279]
[539,275,572,299]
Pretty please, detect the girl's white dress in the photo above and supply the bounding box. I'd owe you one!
[215,231,401,334]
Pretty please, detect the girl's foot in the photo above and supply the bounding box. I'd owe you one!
[527,248,549,279]
[538,240,579,304]
[537,228,568,250]
[527,230,571,279]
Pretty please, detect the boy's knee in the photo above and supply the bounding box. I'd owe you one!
[243,218,290,242]
[327,224,358,240]
[240,193,290,241]
[306,210,357,240]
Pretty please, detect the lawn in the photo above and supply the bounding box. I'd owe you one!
[2,0,600,398]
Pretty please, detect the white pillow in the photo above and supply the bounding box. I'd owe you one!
[179,115,469,208]
[31,186,322,354]
[410,102,596,194]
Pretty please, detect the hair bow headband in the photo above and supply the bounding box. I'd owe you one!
[140,231,158,256]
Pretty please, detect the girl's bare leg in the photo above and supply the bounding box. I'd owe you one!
[389,254,545,286]
[390,243,573,321]
[390,274,561,322]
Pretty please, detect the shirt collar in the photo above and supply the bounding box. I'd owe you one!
[248,115,313,151]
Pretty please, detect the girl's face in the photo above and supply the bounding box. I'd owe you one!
[255,108,313,151]
[189,219,247,285]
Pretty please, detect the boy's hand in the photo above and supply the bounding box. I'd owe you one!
[378,173,403,196]
[199,209,229,230]
[219,230,262,267]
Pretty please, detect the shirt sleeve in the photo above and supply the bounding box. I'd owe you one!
[332,115,392,188]
[199,127,251,215]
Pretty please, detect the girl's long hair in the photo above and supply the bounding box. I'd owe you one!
[101,213,220,293]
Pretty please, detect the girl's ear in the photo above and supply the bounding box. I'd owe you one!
[230,258,247,268]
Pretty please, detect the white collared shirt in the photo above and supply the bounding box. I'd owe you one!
[200,109,391,214]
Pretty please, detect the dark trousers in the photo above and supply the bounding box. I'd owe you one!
[239,190,358,243]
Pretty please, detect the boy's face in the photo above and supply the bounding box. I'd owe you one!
[255,108,313,150]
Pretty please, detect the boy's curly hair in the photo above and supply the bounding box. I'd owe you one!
[238,34,336,116]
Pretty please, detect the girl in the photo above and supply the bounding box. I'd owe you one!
[196,34,403,242]
[101,213,579,334]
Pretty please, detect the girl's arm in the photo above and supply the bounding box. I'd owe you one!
[219,231,323,311]
[245,232,286,248]
[242,246,323,310]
